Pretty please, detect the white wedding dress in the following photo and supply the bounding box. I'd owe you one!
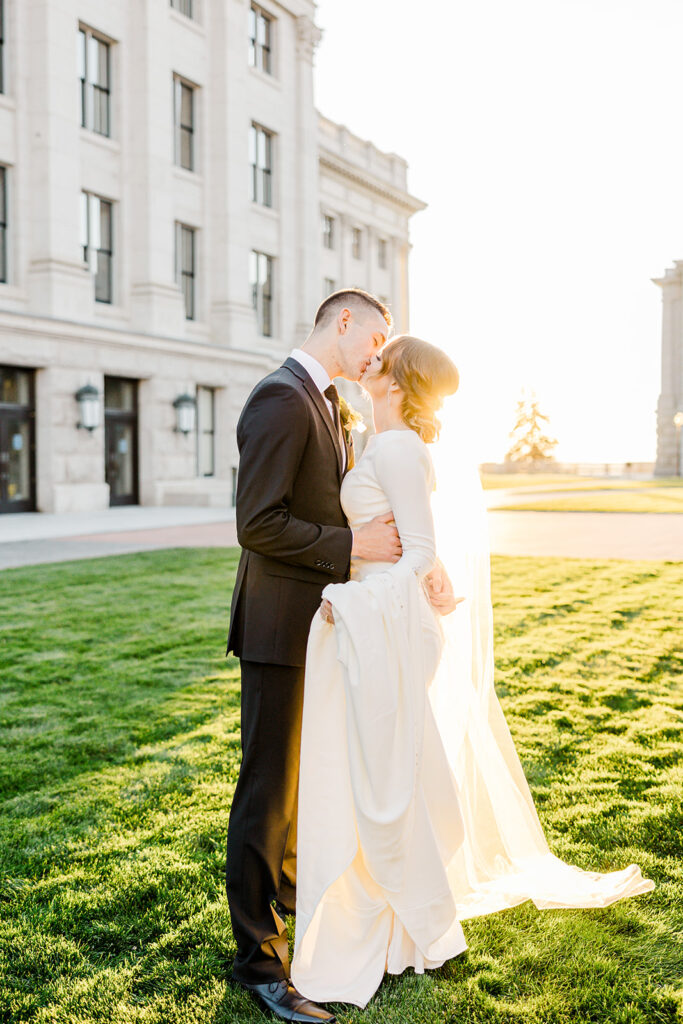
[291,428,653,1009]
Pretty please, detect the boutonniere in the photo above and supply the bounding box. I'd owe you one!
[338,395,366,444]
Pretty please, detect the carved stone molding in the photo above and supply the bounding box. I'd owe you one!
[296,15,322,60]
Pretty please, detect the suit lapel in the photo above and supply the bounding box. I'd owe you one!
[283,358,344,478]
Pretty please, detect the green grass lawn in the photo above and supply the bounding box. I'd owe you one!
[1,550,682,1024]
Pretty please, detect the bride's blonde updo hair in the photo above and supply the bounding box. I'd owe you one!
[377,335,459,443]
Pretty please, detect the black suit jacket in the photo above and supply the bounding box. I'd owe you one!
[227,358,354,667]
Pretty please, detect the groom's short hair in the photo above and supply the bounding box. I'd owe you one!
[314,288,393,331]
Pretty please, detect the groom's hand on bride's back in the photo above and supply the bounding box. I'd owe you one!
[351,512,402,562]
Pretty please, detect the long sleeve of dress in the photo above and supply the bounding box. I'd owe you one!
[372,432,436,580]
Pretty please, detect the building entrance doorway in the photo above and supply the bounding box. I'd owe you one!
[104,377,139,506]
[0,366,36,514]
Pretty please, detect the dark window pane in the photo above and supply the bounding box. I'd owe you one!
[171,0,193,16]
[95,39,109,88]
[99,201,111,249]
[93,85,109,135]
[104,378,135,411]
[180,83,192,126]
[183,273,194,319]
[182,227,193,273]
[176,225,195,319]
[261,19,271,73]
[95,250,111,302]
[6,416,31,501]
[180,128,192,170]
[0,367,31,405]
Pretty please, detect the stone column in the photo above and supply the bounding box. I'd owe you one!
[654,262,683,475]
[338,212,350,289]
[365,224,375,295]
[124,0,186,334]
[206,0,254,350]
[397,240,411,333]
[293,14,322,342]
[24,0,93,318]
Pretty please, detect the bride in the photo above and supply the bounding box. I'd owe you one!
[290,335,654,1009]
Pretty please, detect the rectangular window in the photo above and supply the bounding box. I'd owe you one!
[378,238,387,269]
[80,192,113,303]
[249,123,273,207]
[322,214,335,250]
[323,277,335,299]
[0,0,5,95]
[78,27,111,137]
[174,76,195,171]
[250,250,273,337]
[175,223,196,320]
[249,4,272,74]
[0,167,6,284]
[351,227,362,260]
[170,0,193,17]
[197,385,215,477]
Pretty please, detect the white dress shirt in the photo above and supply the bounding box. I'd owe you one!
[290,348,346,470]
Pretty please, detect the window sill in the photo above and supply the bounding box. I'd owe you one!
[173,165,203,185]
[249,65,281,91]
[80,128,121,155]
[169,8,206,37]
[185,320,210,341]
[0,283,26,301]
[93,302,126,320]
[250,202,279,220]
[0,93,16,114]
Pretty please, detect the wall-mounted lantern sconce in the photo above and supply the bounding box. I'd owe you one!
[75,383,101,431]
[173,392,197,435]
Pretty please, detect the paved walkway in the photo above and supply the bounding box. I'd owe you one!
[0,508,237,570]
[0,505,681,568]
[487,510,683,560]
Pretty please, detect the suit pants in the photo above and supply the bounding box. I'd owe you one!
[226,659,305,984]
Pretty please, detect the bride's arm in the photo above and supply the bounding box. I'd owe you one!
[373,434,436,579]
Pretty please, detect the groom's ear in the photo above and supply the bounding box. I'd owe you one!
[338,307,352,334]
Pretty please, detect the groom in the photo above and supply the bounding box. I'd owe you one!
[225,289,399,1023]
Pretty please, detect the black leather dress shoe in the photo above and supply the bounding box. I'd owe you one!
[243,979,336,1023]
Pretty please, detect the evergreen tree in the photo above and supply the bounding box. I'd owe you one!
[505,392,558,463]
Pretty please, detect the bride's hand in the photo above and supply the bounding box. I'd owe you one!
[425,560,465,616]
[320,598,334,624]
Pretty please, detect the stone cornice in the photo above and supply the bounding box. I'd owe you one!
[318,151,427,216]
[652,260,683,288]
[296,14,322,59]
[0,311,275,371]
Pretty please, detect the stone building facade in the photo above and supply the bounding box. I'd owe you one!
[0,0,423,514]
[653,262,683,475]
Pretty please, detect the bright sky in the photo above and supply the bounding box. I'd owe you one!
[314,0,683,464]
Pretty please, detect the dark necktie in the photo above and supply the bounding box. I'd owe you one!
[324,384,346,467]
